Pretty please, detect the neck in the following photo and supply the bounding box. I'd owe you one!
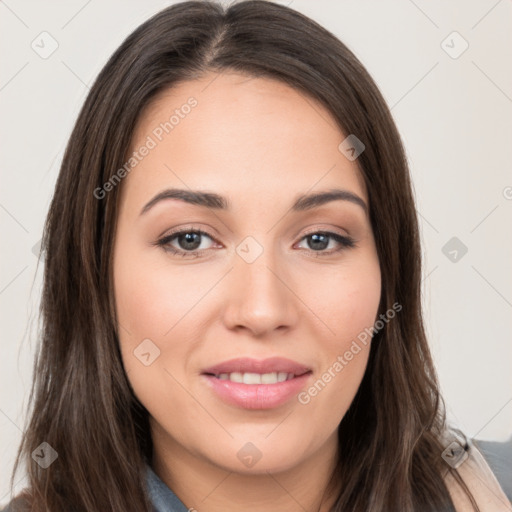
[151,428,340,512]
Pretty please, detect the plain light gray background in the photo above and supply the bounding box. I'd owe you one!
[1,0,511,504]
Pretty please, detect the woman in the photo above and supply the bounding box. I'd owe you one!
[3,1,510,511]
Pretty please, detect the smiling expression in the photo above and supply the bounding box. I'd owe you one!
[113,70,381,474]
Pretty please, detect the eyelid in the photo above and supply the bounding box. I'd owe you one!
[299,225,350,239]
[156,223,220,241]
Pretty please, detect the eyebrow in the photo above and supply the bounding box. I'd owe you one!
[139,187,368,216]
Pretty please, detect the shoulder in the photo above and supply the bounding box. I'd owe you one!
[475,437,512,502]
[440,428,512,511]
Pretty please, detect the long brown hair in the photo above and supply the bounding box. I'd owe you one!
[7,1,478,510]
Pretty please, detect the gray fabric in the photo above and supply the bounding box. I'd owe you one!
[473,436,512,503]
[145,464,189,512]
[0,465,189,512]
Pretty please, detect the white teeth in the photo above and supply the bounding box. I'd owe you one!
[243,372,262,384]
[230,372,243,383]
[277,372,288,382]
[215,371,296,384]
[261,372,277,384]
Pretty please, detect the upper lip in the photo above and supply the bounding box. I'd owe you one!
[202,357,311,376]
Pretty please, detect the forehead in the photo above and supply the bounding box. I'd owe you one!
[124,71,367,208]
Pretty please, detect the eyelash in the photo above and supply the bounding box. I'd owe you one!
[154,226,357,259]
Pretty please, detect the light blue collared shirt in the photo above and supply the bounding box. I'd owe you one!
[0,465,189,512]
[145,464,189,512]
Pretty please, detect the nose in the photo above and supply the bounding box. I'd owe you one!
[221,248,300,337]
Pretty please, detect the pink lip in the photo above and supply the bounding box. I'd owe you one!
[201,357,312,410]
[202,357,311,376]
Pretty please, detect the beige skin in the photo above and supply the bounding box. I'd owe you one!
[113,71,381,512]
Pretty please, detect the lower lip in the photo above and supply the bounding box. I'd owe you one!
[202,373,312,410]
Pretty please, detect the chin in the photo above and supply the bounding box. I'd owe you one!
[203,433,314,475]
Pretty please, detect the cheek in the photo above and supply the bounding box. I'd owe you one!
[304,255,381,351]
[114,239,173,391]
[295,256,381,415]
[114,266,193,432]
[113,239,217,412]
[114,243,212,344]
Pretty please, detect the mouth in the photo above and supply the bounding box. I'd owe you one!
[200,357,313,410]
[204,371,308,384]
[201,356,311,377]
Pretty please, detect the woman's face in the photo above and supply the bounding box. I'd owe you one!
[113,71,381,475]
